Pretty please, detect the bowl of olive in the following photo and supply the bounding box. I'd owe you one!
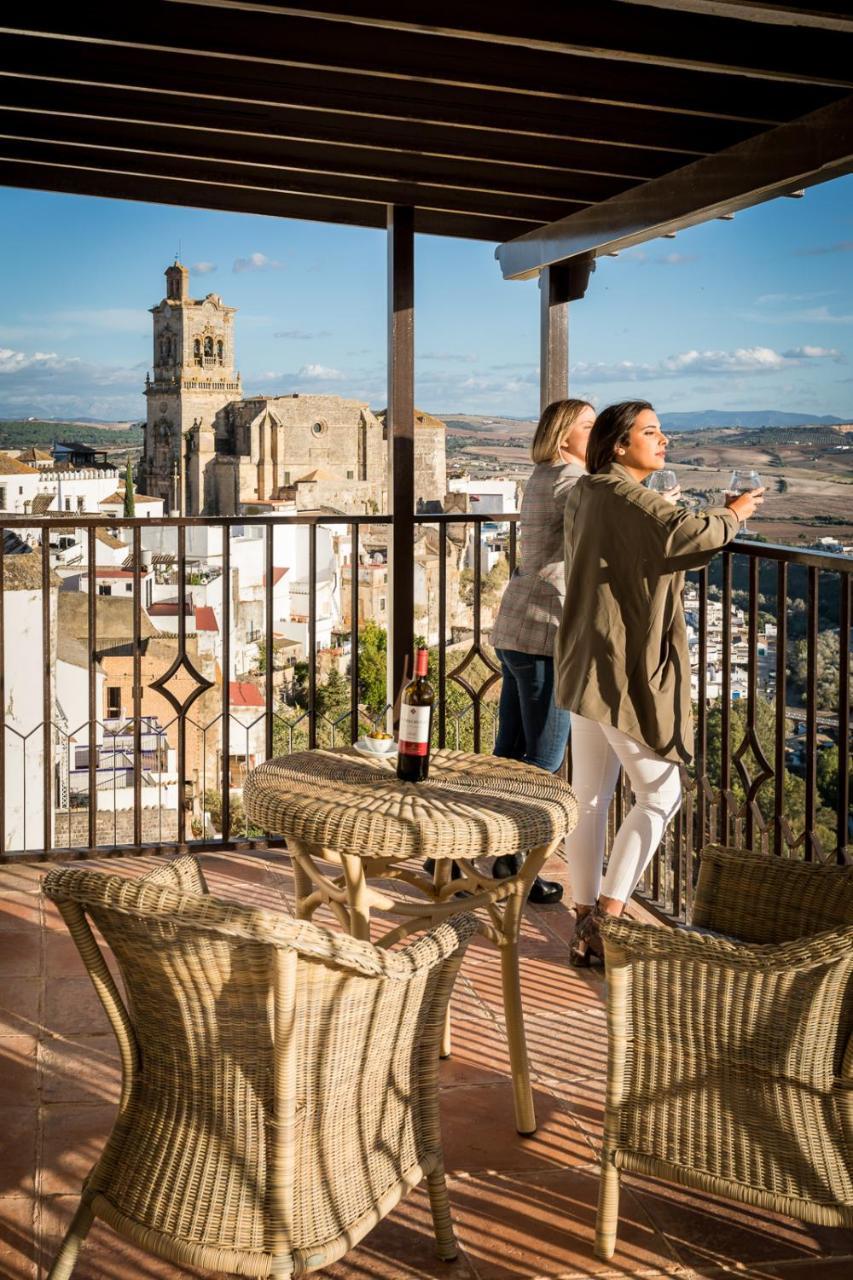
[354,729,397,757]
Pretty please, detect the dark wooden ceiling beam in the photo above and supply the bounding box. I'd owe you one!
[1,7,840,121]
[167,0,853,86]
[613,1,853,34]
[0,107,639,204]
[0,42,764,158]
[0,157,537,241]
[0,136,571,223]
[497,94,853,278]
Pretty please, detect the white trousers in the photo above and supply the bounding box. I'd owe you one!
[565,713,683,905]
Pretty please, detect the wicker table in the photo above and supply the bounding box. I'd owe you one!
[244,747,577,1134]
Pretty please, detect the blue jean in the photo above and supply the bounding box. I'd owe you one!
[493,649,570,774]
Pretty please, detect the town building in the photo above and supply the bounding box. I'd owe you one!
[139,261,446,517]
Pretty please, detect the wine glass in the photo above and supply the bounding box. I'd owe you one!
[727,469,762,534]
[647,469,679,501]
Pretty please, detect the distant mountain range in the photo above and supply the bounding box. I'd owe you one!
[659,410,850,431]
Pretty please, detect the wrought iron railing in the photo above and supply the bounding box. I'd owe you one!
[1,513,850,921]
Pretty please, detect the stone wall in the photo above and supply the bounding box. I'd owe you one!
[55,806,179,848]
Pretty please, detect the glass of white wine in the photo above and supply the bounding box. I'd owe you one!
[726,469,762,534]
[647,469,678,499]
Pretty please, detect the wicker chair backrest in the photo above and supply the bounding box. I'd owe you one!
[693,846,853,943]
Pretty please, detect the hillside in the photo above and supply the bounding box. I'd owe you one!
[0,419,143,451]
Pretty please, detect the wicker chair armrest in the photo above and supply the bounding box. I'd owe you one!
[599,915,853,973]
[43,866,478,979]
[600,916,853,1088]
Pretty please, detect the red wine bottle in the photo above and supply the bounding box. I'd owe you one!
[396,648,434,783]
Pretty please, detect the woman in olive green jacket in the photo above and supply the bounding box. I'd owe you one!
[554,401,763,964]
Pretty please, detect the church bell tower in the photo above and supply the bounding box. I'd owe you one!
[140,261,242,513]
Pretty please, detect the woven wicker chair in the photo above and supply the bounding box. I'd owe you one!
[42,856,477,1278]
[595,845,853,1261]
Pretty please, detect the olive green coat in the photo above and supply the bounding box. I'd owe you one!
[554,463,739,764]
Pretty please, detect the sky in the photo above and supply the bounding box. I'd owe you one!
[2,173,853,423]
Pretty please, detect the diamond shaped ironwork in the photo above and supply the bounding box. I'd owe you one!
[149,652,215,718]
[448,643,502,705]
[732,724,774,809]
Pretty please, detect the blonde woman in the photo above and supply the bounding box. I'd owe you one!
[555,400,764,959]
[490,397,595,904]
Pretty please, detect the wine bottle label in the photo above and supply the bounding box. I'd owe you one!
[398,704,431,756]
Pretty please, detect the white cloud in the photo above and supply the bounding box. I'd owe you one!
[192,261,217,275]
[782,345,842,361]
[0,346,144,420]
[570,345,842,384]
[233,252,283,273]
[298,363,344,381]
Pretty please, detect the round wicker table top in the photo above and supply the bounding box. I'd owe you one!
[244,747,577,861]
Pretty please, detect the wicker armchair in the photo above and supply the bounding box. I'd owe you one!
[595,845,853,1261]
[42,856,477,1279]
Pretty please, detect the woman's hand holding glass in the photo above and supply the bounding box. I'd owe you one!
[724,469,764,529]
[647,469,681,505]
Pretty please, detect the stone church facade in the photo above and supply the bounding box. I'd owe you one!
[139,263,446,516]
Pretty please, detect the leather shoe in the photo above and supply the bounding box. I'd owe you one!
[492,854,563,905]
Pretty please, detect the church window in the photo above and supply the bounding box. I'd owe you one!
[311,419,327,437]
[0,486,6,508]
[217,340,224,365]
[204,336,214,358]
[194,339,202,366]
[347,470,354,480]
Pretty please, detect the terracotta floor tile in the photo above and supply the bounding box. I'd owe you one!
[521,1012,610,1085]
[0,895,40,932]
[448,1167,681,1279]
[627,1174,853,1271]
[441,1016,514,1088]
[0,1196,36,1280]
[688,1259,853,1279]
[440,1083,597,1175]
[319,1182,478,1279]
[463,951,605,1024]
[0,866,44,895]
[39,1033,121,1106]
[0,980,40,1039]
[37,1196,210,1280]
[42,979,109,1038]
[0,1039,37,1107]
[533,1076,606,1152]
[40,1104,116,1195]
[0,931,41,981]
[0,1108,37,1196]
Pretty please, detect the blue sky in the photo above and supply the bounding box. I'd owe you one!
[1,173,853,422]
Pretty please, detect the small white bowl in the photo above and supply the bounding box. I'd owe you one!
[355,736,397,757]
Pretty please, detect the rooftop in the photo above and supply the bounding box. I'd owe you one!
[1,849,851,1279]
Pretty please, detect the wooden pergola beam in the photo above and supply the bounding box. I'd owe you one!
[170,1,853,87]
[613,1,853,35]
[497,93,853,280]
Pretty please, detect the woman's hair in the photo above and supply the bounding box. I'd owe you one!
[585,400,654,474]
[531,398,594,464]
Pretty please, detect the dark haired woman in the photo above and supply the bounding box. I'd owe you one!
[554,401,763,960]
[489,397,595,904]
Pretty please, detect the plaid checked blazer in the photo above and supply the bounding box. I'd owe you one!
[490,459,585,657]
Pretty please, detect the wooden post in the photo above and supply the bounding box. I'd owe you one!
[539,253,595,412]
[387,205,415,721]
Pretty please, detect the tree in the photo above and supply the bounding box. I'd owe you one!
[358,620,387,714]
[123,457,136,517]
[703,696,837,853]
[790,631,850,713]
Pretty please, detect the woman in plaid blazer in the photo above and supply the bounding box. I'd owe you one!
[489,398,594,903]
